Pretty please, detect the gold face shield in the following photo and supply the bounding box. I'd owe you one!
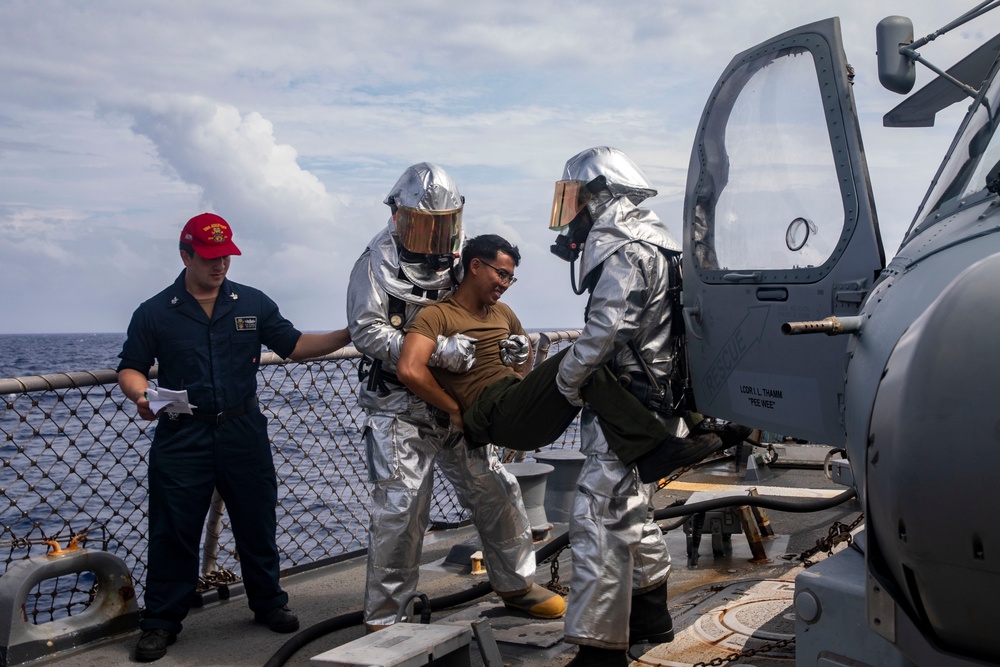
[549,179,593,230]
[394,206,463,255]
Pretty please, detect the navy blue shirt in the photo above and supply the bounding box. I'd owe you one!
[118,271,302,414]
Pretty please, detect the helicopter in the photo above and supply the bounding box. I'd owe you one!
[680,2,1000,665]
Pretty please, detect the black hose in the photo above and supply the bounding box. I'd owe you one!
[263,609,364,667]
[658,516,689,532]
[655,500,689,532]
[394,592,432,625]
[653,487,857,520]
[263,488,856,667]
[262,532,571,667]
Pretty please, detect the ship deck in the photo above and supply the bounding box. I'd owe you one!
[43,444,859,667]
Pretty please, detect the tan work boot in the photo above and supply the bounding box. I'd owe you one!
[499,584,566,618]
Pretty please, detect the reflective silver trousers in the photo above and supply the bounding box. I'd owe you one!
[564,409,674,649]
[362,391,536,627]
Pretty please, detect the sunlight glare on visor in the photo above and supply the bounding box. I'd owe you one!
[550,180,589,229]
[397,208,461,255]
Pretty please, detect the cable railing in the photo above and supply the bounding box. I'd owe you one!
[0,331,580,623]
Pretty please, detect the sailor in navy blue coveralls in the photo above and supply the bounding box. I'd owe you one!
[118,270,300,634]
[117,213,350,660]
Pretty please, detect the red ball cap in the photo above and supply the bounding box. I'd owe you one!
[180,213,242,259]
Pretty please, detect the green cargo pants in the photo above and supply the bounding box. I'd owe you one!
[462,348,669,464]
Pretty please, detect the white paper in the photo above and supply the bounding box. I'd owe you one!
[146,386,197,415]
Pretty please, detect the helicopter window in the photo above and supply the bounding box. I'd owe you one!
[916,75,1000,229]
[692,45,843,274]
[950,108,1000,198]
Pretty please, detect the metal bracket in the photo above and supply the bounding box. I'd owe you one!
[867,572,896,643]
[471,619,504,667]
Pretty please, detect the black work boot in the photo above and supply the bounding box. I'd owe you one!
[629,581,675,644]
[134,628,176,662]
[254,604,300,633]
[635,433,724,483]
[720,422,754,449]
[566,645,629,667]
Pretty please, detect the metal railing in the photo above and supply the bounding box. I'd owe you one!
[0,331,581,623]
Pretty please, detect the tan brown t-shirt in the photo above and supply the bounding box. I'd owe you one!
[407,296,526,412]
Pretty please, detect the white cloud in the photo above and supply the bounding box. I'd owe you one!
[124,95,340,244]
[1,0,999,335]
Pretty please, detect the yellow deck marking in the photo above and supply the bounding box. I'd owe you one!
[664,481,845,498]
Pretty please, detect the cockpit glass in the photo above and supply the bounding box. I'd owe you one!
[917,74,1000,229]
[693,46,843,273]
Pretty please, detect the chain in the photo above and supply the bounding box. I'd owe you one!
[684,512,858,665]
[0,536,45,550]
[626,504,859,665]
[692,636,795,666]
[654,445,737,491]
[541,544,570,596]
[197,568,241,592]
[1,526,102,552]
[499,448,526,464]
[632,636,795,667]
[784,513,865,566]
[656,463,694,490]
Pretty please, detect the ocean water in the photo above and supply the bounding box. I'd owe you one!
[0,333,126,380]
[0,329,559,380]
[0,331,373,613]
[0,330,575,616]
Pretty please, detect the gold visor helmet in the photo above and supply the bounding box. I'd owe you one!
[393,205,463,255]
[553,146,658,228]
[385,162,464,256]
[549,179,594,230]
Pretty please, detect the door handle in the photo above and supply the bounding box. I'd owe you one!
[683,299,703,341]
[756,288,788,302]
[723,271,762,282]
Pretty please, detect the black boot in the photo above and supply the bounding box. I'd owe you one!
[629,581,674,644]
[566,645,629,667]
[634,433,724,483]
[135,629,176,662]
[720,422,753,449]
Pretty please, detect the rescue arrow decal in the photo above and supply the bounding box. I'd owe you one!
[700,306,770,403]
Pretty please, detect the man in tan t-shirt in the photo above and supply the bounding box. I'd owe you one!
[398,235,723,483]
[407,289,530,414]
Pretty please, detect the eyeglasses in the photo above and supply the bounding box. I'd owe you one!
[478,259,517,286]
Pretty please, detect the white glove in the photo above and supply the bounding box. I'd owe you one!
[429,334,477,373]
[556,373,585,407]
[499,334,530,367]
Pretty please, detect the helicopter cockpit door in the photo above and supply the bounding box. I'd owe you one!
[682,18,884,445]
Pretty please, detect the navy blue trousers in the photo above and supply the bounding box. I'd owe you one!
[141,411,287,634]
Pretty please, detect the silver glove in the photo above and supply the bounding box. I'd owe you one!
[556,372,585,407]
[499,334,530,367]
[429,333,477,373]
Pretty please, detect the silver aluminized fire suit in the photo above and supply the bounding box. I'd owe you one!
[557,149,684,650]
[348,224,538,628]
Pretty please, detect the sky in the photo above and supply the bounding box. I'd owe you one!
[2,1,999,334]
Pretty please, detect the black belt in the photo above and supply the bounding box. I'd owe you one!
[379,369,403,386]
[188,397,257,426]
[358,355,405,397]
